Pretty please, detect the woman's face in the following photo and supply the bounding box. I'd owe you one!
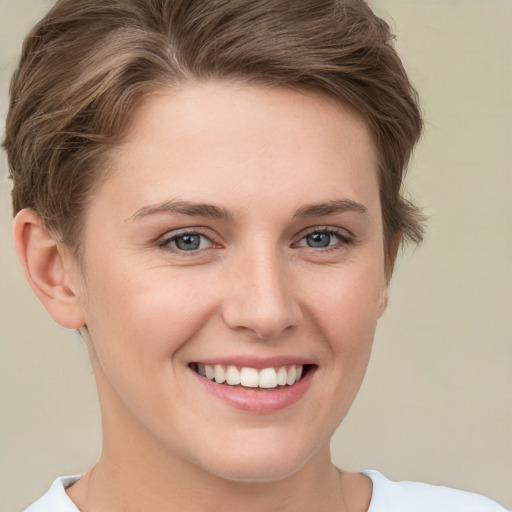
[75,81,388,482]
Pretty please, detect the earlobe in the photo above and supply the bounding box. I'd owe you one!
[14,208,86,329]
[377,285,390,318]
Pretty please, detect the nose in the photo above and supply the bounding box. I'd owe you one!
[221,249,302,339]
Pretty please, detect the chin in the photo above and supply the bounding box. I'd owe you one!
[189,432,319,484]
[205,456,306,484]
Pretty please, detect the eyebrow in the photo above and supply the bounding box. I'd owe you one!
[129,198,367,222]
[293,199,368,218]
[129,200,233,222]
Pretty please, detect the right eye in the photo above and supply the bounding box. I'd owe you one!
[159,231,214,252]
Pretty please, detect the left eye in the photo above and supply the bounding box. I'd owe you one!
[162,232,213,251]
[295,230,348,249]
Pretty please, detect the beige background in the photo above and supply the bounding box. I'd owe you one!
[1,0,511,510]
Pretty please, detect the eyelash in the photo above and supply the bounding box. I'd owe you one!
[157,227,353,254]
[292,227,353,251]
[158,229,215,253]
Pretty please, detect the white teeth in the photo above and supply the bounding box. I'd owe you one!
[226,365,241,385]
[276,367,288,386]
[240,367,259,387]
[259,368,277,388]
[198,364,305,389]
[205,365,215,380]
[214,364,226,384]
[286,365,297,385]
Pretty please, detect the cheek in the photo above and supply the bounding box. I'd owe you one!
[79,265,223,428]
[297,266,382,439]
[81,264,219,374]
[304,262,386,346]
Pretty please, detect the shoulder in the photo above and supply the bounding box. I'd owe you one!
[363,470,507,512]
[23,476,81,512]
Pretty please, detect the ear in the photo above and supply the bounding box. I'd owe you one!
[378,232,402,317]
[377,284,389,318]
[14,208,86,329]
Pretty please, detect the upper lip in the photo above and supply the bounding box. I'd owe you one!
[190,355,316,369]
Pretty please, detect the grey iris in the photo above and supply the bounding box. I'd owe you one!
[175,234,201,250]
[306,233,331,248]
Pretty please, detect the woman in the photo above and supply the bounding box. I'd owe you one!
[3,0,507,510]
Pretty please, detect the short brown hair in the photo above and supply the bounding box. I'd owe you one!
[3,0,424,256]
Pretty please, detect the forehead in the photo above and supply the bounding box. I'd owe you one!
[123,81,374,154]
[97,81,379,222]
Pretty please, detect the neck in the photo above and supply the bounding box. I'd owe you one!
[67,423,354,512]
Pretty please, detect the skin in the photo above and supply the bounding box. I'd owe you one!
[15,81,393,511]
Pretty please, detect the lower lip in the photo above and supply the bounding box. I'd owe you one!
[191,367,315,412]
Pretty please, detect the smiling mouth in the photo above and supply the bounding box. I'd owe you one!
[189,363,312,390]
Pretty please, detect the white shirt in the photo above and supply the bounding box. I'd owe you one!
[23,470,507,511]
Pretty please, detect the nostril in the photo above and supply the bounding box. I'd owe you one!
[222,302,302,340]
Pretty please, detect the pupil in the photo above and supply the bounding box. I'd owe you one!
[176,234,200,251]
[307,233,330,248]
